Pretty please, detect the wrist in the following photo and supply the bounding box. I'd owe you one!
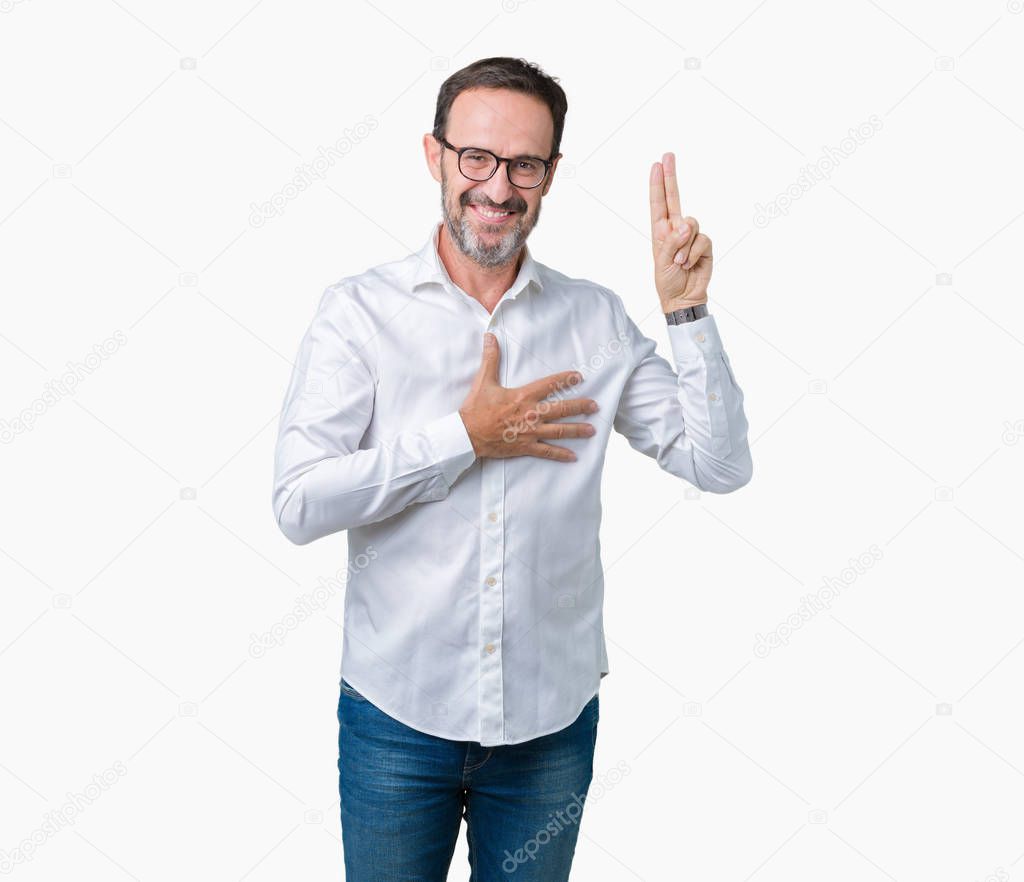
[664,301,709,324]
[458,407,481,458]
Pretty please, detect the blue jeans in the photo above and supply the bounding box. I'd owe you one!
[337,678,599,881]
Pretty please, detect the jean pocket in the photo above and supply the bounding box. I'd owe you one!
[340,678,368,702]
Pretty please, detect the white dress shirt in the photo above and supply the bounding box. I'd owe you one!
[272,221,752,746]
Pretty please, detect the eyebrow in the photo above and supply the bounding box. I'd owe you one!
[466,144,548,161]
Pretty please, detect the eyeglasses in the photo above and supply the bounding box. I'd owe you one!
[438,137,556,189]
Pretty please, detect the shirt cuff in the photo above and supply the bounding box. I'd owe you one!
[665,313,722,364]
[424,410,478,488]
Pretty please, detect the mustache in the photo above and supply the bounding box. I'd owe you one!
[463,196,526,213]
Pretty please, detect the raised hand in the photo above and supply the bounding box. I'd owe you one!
[650,151,713,311]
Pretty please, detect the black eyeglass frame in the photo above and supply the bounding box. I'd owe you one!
[437,136,558,189]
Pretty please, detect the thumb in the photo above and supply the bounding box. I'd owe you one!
[477,332,501,385]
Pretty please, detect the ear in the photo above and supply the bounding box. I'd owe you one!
[541,153,562,196]
[424,133,443,183]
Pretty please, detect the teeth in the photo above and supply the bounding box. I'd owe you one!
[475,206,511,218]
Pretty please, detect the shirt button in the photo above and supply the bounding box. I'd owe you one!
[696,333,706,343]
[709,392,718,401]
[486,576,497,586]
[485,643,496,654]
[487,511,498,522]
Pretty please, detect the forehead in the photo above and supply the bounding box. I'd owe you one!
[446,87,553,157]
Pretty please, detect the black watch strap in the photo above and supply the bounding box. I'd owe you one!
[665,303,708,325]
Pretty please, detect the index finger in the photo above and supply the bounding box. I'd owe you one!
[520,369,585,402]
[649,161,668,234]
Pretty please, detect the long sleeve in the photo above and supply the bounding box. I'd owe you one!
[271,286,478,545]
[611,294,752,493]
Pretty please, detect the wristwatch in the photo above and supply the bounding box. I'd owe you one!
[665,302,709,325]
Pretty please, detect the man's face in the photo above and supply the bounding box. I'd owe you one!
[429,88,559,269]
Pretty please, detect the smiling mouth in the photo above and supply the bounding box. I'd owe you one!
[468,203,517,224]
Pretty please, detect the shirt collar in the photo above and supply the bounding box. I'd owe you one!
[411,221,544,302]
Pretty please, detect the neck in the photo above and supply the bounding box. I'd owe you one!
[437,222,523,314]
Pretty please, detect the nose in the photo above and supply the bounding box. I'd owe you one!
[477,162,521,207]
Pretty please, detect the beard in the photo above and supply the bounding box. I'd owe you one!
[440,164,541,269]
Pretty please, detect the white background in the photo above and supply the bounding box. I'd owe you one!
[2,1,1023,880]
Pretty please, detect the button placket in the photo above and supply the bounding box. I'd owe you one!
[477,320,506,745]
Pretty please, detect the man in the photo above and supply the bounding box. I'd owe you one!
[272,56,751,881]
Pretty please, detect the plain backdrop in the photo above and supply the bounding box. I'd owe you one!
[2,1,1023,880]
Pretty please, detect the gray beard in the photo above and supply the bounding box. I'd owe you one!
[440,172,539,269]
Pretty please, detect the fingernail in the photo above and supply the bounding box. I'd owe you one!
[587,401,599,412]
[674,253,685,264]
